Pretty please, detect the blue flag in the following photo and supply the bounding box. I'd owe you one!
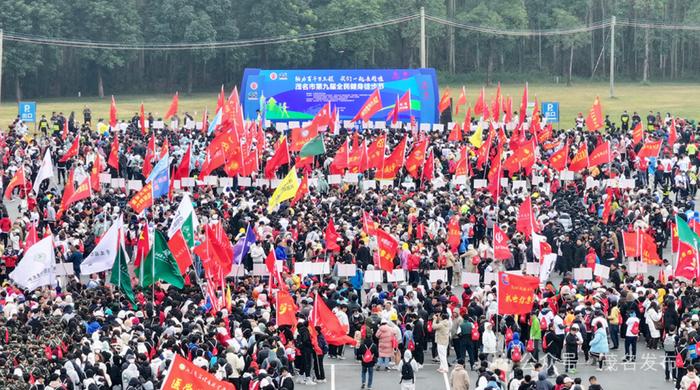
[233,224,256,264]
[148,153,170,199]
[208,109,222,135]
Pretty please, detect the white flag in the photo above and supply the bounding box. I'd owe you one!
[532,232,547,261]
[81,216,123,274]
[33,150,54,194]
[168,192,199,238]
[10,236,56,291]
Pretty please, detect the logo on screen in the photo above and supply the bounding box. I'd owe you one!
[250,82,258,90]
[269,72,278,80]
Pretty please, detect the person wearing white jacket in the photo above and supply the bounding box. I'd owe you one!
[482,322,498,360]
[645,301,663,349]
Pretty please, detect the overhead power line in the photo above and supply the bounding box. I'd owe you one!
[425,15,612,36]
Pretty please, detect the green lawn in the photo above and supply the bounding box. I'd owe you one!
[2,82,700,129]
[444,82,700,126]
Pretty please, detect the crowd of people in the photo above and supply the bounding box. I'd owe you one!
[0,91,699,390]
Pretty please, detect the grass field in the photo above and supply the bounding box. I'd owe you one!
[2,82,700,129]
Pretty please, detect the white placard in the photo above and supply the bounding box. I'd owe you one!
[374,121,386,129]
[270,179,281,188]
[226,264,246,278]
[386,269,406,282]
[173,180,181,190]
[181,177,195,187]
[560,170,575,181]
[364,121,373,128]
[219,177,233,187]
[153,120,165,129]
[526,262,541,275]
[110,178,125,188]
[119,123,128,131]
[379,180,393,188]
[540,253,557,283]
[343,120,354,128]
[310,262,331,275]
[255,179,270,187]
[276,122,289,131]
[594,264,610,279]
[308,178,318,188]
[432,177,446,189]
[606,178,620,188]
[195,121,203,130]
[452,175,467,185]
[586,180,601,190]
[344,173,359,183]
[500,177,509,187]
[253,263,270,276]
[484,272,498,286]
[364,270,383,284]
[401,182,416,190]
[294,261,312,275]
[170,120,178,129]
[573,267,593,280]
[532,175,545,186]
[512,180,527,192]
[127,180,143,191]
[196,180,206,187]
[621,178,635,189]
[629,261,648,275]
[328,174,342,185]
[204,176,218,186]
[433,124,444,132]
[419,123,431,132]
[54,263,75,276]
[461,272,480,286]
[184,119,195,130]
[238,176,253,187]
[338,263,357,277]
[362,180,376,190]
[474,179,487,189]
[99,173,111,184]
[288,121,300,129]
[448,122,456,130]
[429,270,448,284]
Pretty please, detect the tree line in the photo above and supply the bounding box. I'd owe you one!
[1,0,698,101]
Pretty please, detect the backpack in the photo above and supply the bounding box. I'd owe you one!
[630,321,640,336]
[676,352,685,368]
[471,323,480,341]
[526,339,535,353]
[540,317,547,331]
[505,327,514,344]
[362,345,375,364]
[407,339,416,351]
[511,345,522,362]
[663,334,676,352]
[427,320,433,333]
[400,358,414,383]
[542,335,548,350]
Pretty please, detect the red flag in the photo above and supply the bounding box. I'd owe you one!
[351,89,382,122]
[447,216,461,253]
[622,231,641,258]
[276,288,298,327]
[549,141,569,172]
[162,354,235,390]
[448,123,463,142]
[491,82,501,122]
[455,86,467,115]
[493,224,511,260]
[376,228,399,272]
[3,168,25,199]
[362,211,378,236]
[61,178,92,213]
[143,137,156,178]
[329,139,350,174]
[497,272,539,314]
[668,119,678,146]
[55,169,75,220]
[139,103,146,135]
[133,223,150,268]
[422,150,435,182]
[519,83,528,125]
[632,122,644,145]
[24,223,38,250]
[672,223,679,253]
[387,95,400,125]
[264,137,290,179]
[568,143,589,172]
[516,196,538,236]
[504,96,513,123]
[128,182,154,214]
[376,136,406,180]
[109,95,117,128]
[601,189,613,224]
[90,154,103,192]
[325,218,341,252]
[290,126,318,152]
[588,141,611,168]
[675,240,698,281]
[348,140,368,174]
[310,292,356,346]
[168,230,193,274]
[396,90,412,114]
[405,139,428,178]
[174,144,191,180]
[108,135,119,170]
[290,174,309,206]
[366,134,386,170]
[638,139,662,159]
[59,136,80,163]
[159,138,170,160]
[308,102,332,131]
[474,88,486,118]
[585,96,604,131]
[438,89,451,114]
[486,145,503,202]
[641,232,662,265]
[62,119,68,141]
[265,250,277,276]
[164,92,179,119]
[502,139,535,174]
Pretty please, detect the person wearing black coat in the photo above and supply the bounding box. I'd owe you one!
[295,320,314,384]
[573,240,587,270]
[663,300,680,332]
[410,315,426,365]
[357,336,378,389]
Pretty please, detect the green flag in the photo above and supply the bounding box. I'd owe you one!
[181,213,195,247]
[136,230,185,289]
[110,244,136,305]
[676,215,700,249]
[299,134,326,157]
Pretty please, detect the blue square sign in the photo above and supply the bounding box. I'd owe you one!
[541,101,559,123]
[18,101,36,123]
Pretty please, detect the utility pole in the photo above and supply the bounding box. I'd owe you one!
[420,7,426,68]
[609,16,615,98]
[0,30,4,105]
